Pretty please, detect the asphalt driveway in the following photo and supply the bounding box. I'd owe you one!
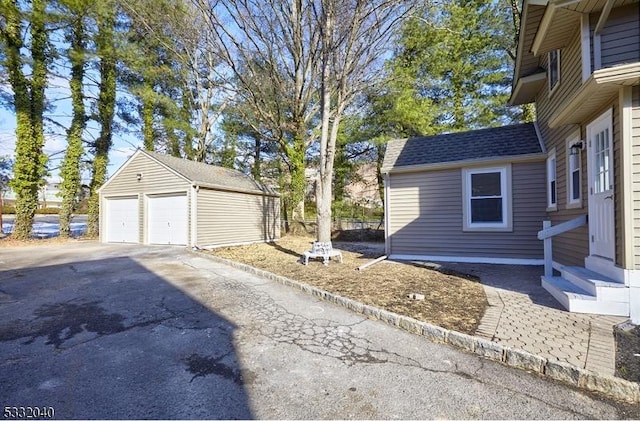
[0,241,637,419]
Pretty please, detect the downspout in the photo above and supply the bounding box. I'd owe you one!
[593,0,614,70]
[383,173,390,256]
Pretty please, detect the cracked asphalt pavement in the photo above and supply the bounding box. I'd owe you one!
[0,242,638,419]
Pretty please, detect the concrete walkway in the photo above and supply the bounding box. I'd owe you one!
[437,262,626,376]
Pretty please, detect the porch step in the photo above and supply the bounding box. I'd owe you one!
[560,266,627,302]
[542,275,629,316]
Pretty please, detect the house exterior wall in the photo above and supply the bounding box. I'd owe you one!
[633,86,640,269]
[535,28,591,267]
[196,188,280,248]
[387,162,546,260]
[590,3,640,70]
[100,153,191,244]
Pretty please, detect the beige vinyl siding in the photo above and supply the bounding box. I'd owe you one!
[387,162,546,259]
[196,188,279,247]
[536,31,592,266]
[100,153,191,244]
[101,153,189,195]
[632,86,640,268]
[591,3,640,69]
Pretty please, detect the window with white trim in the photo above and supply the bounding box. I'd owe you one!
[462,166,512,231]
[547,150,557,210]
[548,49,560,92]
[567,137,582,206]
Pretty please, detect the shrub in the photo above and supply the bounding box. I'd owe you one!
[36,207,60,215]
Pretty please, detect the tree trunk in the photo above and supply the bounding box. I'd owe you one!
[6,0,49,240]
[142,90,155,151]
[59,12,86,238]
[316,0,335,244]
[289,133,306,221]
[86,6,117,238]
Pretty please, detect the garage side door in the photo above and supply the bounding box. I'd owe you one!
[147,194,188,245]
[105,197,139,243]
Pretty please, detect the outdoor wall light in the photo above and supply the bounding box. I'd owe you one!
[136,173,143,181]
[569,141,584,156]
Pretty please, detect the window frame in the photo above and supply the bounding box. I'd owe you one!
[547,149,557,211]
[548,49,561,94]
[462,165,512,232]
[566,133,583,208]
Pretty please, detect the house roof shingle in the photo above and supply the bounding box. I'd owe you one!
[142,150,278,196]
[381,123,543,173]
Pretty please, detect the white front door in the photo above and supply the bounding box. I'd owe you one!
[587,110,615,261]
[147,194,188,245]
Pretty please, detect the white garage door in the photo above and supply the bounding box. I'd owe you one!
[105,197,139,243]
[147,194,188,245]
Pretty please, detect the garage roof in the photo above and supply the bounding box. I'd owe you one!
[103,149,279,196]
[381,123,544,174]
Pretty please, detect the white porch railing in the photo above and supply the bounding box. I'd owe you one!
[538,215,587,276]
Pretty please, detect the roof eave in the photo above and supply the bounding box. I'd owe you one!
[382,153,547,175]
[549,63,640,128]
[194,181,280,197]
[509,72,547,105]
[531,3,581,56]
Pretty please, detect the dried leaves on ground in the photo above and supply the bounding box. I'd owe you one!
[208,236,488,334]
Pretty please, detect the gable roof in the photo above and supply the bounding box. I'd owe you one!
[382,123,544,174]
[101,149,278,196]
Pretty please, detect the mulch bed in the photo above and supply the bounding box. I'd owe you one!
[207,235,488,335]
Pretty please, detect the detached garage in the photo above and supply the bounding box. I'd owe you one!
[99,149,280,248]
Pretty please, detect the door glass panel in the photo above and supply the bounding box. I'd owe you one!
[593,129,611,194]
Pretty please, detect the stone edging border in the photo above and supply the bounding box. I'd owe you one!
[195,251,640,404]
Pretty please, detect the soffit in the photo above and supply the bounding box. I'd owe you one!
[549,63,640,127]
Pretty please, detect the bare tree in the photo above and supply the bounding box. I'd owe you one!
[193,0,320,221]
[313,0,412,242]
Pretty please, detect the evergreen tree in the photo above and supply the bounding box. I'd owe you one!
[86,0,117,237]
[57,0,90,237]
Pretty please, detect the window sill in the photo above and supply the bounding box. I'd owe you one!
[546,205,558,212]
[566,201,583,210]
[463,226,513,233]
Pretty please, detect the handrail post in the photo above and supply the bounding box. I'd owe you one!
[543,220,552,277]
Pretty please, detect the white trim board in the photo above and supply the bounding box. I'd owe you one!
[389,254,543,266]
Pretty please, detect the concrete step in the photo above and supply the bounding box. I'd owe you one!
[561,266,628,302]
[542,276,629,316]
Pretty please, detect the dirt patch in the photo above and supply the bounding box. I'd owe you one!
[207,236,487,335]
[0,236,84,248]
